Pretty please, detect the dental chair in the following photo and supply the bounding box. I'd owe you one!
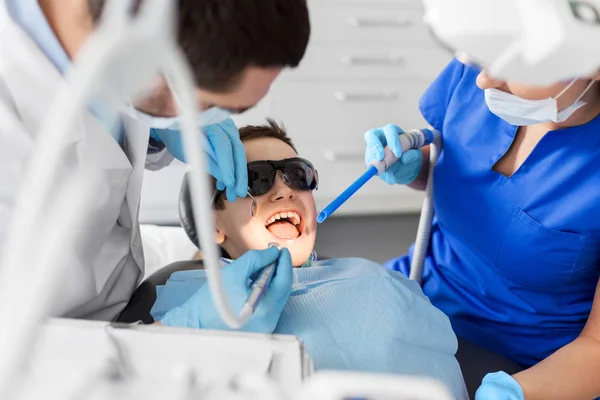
[117,176,522,398]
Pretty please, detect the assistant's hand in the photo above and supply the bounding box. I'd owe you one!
[152,117,248,202]
[364,124,422,185]
[160,247,293,333]
[476,372,524,400]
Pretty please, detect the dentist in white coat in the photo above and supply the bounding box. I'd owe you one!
[0,0,310,327]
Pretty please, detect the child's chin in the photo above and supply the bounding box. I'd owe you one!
[290,249,312,268]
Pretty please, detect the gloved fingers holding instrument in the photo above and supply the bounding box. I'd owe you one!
[245,247,294,330]
[151,117,249,203]
[160,246,293,333]
[364,124,423,186]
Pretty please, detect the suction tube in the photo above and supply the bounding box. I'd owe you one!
[409,134,442,284]
[317,129,438,224]
[316,166,378,223]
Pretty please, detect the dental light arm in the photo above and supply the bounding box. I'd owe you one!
[422,0,600,85]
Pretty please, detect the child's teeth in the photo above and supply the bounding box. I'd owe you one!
[266,212,302,226]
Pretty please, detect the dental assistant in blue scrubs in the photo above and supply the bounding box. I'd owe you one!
[364,59,600,399]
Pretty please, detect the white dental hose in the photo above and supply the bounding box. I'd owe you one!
[0,0,247,397]
[166,47,250,329]
[409,134,442,284]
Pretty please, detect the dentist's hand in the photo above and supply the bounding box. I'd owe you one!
[476,372,524,400]
[364,124,422,185]
[152,117,248,202]
[160,247,293,333]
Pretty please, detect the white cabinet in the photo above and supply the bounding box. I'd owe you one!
[308,5,431,44]
[139,1,451,224]
[291,44,452,80]
[269,80,430,139]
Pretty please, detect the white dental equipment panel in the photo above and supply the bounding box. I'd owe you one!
[139,0,452,224]
[20,318,311,400]
[19,319,454,400]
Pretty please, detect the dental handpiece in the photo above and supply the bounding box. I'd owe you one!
[317,128,440,223]
[239,242,281,321]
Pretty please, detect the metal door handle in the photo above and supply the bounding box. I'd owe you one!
[346,16,412,28]
[334,90,398,102]
[340,54,404,66]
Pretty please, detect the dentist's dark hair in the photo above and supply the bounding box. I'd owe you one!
[87,0,310,92]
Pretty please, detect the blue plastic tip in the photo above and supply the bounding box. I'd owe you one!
[316,165,379,224]
[317,210,328,224]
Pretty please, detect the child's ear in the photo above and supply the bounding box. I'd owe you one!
[215,227,226,245]
[214,213,226,245]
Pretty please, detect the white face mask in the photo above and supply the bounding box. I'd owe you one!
[484,79,596,126]
[128,105,232,130]
[127,77,233,129]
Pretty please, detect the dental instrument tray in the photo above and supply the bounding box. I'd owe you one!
[20,318,312,400]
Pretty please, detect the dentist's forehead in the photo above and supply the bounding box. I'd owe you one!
[244,137,298,163]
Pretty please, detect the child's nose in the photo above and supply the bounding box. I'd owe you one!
[269,172,295,201]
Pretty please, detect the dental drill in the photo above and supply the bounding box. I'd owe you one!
[239,242,281,320]
[316,129,440,223]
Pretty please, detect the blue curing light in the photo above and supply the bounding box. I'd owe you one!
[316,165,378,224]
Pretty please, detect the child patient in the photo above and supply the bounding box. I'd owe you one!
[150,120,468,400]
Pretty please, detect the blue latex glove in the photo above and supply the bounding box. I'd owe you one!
[160,247,293,333]
[151,117,248,202]
[364,124,423,185]
[476,372,524,400]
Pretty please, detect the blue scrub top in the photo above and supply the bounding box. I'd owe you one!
[387,59,600,368]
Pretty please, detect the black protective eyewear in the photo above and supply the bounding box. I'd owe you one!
[247,157,318,197]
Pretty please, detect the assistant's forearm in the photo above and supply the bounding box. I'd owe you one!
[515,335,600,400]
[408,146,431,191]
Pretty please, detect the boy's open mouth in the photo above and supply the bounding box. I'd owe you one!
[265,210,303,239]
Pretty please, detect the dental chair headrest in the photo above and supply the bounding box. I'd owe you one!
[179,174,231,259]
[178,173,199,248]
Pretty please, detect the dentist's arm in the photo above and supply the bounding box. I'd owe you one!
[477,279,600,400]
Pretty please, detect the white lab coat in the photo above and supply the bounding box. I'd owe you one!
[0,2,176,320]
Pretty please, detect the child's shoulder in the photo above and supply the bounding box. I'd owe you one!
[313,257,388,272]
[298,257,412,283]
